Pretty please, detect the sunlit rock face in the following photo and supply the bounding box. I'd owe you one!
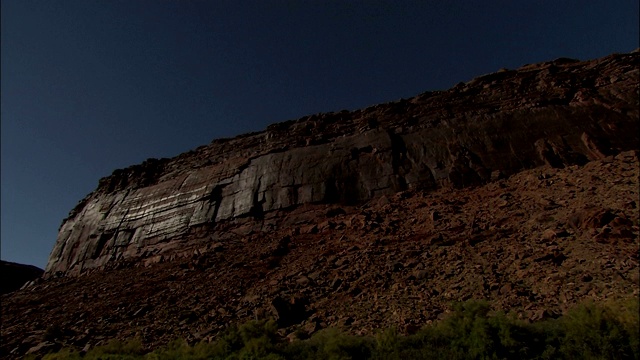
[45,52,639,276]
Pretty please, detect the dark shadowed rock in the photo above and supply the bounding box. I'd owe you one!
[0,261,44,294]
[270,296,310,327]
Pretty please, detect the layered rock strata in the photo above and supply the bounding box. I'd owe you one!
[5,150,638,358]
[46,52,639,275]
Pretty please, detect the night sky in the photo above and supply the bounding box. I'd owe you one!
[2,1,638,268]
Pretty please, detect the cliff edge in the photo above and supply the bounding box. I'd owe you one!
[45,52,639,276]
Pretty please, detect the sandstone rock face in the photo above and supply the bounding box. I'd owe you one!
[5,150,638,358]
[45,52,639,276]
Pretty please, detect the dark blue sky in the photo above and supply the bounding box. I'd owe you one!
[2,1,638,268]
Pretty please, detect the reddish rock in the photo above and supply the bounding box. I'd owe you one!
[45,52,639,277]
[1,52,638,360]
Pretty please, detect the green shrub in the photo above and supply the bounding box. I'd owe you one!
[41,349,82,360]
[305,327,373,360]
[145,339,193,360]
[36,298,640,360]
[412,300,533,359]
[89,338,145,359]
[556,299,638,360]
[281,327,374,360]
[373,327,401,359]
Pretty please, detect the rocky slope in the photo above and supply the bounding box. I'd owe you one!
[46,51,638,276]
[2,150,638,357]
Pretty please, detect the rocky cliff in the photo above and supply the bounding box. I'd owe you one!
[6,149,639,357]
[45,51,639,276]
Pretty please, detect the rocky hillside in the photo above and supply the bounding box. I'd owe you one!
[2,150,638,358]
[46,51,638,276]
[0,51,638,359]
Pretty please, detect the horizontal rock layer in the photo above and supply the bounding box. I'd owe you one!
[45,52,639,275]
[7,150,638,358]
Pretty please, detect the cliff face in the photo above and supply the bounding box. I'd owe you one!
[45,52,639,276]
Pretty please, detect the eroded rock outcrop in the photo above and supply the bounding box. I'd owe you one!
[45,52,639,276]
[5,150,638,358]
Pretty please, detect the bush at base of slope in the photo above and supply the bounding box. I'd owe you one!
[38,297,639,360]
